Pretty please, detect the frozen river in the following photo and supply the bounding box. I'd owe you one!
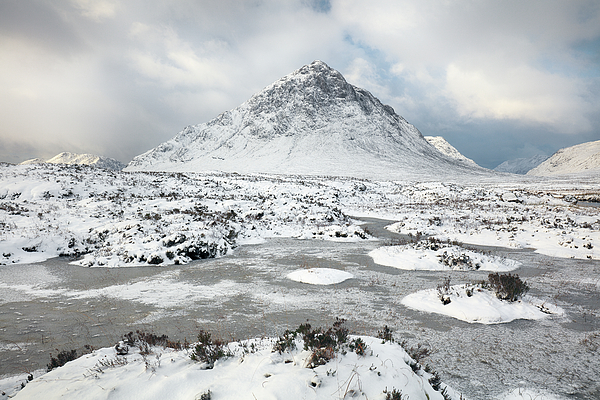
[1,217,599,399]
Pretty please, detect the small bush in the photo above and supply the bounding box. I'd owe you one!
[383,388,407,400]
[123,330,186,351]
[190,330,231,368]
[401,341,431,364]
[487,273,529,302]
[377,325,394,343]
[349,338,367,356]
[437,276,452,305]
[47,349,78,372]
[273,329,298,354]
[198,390,211,400]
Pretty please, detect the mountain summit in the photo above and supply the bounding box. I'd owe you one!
[126,61,486,179]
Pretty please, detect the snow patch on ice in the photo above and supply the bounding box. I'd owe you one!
[287,267,353,285]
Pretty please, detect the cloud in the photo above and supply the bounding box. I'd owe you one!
[0,0,598,166]
[333,0,600,134]
[70,0,117,21]
[445,63,593,133]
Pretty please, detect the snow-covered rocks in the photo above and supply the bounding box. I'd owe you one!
[0,164,365,267]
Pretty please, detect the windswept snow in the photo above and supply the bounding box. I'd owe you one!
[287,267,353,285]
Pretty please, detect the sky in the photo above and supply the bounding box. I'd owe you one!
[1,0,599,169]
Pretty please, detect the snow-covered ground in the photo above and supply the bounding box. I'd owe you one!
[1,163,599,399]
[9,332,456,400]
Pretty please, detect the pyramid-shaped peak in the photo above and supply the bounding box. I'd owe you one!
[126,61,488,179]
[287,60,346,83]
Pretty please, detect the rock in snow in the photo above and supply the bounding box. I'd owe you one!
[424,136,478,166]
[126,61,488,179]
[20,152,125,170]
[494,155,549,174]
[527,140,600,176]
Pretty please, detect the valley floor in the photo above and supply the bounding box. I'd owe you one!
[1,164,599,399]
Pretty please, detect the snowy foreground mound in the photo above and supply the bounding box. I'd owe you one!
[13,336,457,400]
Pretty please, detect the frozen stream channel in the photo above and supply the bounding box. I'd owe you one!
[1,218,599,399]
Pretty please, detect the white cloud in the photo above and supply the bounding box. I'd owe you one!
[70,0,117,20]
[332,0,600,133]
[445,63,593,132]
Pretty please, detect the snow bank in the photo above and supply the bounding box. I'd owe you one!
[369,243,520,271]
[13,336,455,400]
[402,285,564,324]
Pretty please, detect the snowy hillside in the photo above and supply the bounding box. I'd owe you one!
[494,155,549,174]
[424,136,478,166]
[20,152,125,170]
[527,140,600,176]
[126,61,487,179]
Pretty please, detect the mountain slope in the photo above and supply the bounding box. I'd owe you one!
[20,152,125,170]
[424,136,478,166]
[494,155,549,175]
[126,61,487,179]
[527,140,600,176]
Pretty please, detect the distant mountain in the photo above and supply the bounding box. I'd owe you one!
[126,61,488,180]
[20,152,125,170]
[527,140,600,176]
[494,155,549,175]
[424,136,478,166]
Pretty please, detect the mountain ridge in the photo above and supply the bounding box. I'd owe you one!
[126,61,489,179]
[20,152,125,170]
[527,140,600,176]
[494,155,549,175]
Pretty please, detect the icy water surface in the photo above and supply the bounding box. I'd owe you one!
[1,218,599,399]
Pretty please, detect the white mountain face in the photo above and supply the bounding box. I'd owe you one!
[424,136,478,166]
[494,155,549,175]
[20,152,125,170]
[126,61,488,180]
[527,140,600,176]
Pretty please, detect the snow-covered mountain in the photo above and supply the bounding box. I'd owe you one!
[527,140,600,176]
[424,136,478,166]
[126,61,487,179]
[494,155,549,175]
[20,152,125,170]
